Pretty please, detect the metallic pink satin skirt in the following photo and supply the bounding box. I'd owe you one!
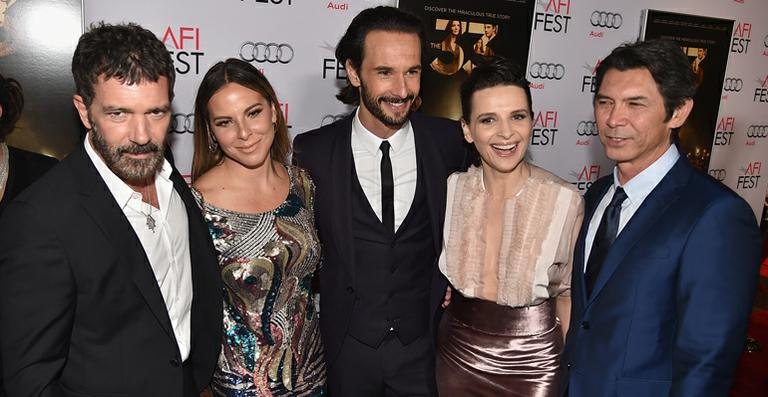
[436,293,563,397]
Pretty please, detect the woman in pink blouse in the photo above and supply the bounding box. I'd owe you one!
[436,57,584,396]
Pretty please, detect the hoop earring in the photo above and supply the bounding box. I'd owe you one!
[207,130,218,152]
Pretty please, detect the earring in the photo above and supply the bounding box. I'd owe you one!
[207,130,218,152]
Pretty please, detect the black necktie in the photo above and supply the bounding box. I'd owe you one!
[585,187,628,296]
[380,141,394,234]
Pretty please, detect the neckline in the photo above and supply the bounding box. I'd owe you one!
[193,164,295,217]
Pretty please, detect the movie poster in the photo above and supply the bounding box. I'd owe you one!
[0,0,82,159]
[641,10,733,172]
[398,0,534,120]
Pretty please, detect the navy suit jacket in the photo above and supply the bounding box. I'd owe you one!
[563,156,761,397]
[292,111,471,365]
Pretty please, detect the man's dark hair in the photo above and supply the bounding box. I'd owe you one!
[335,6,426,105]
[460,57,532,122]
[72,22,175,107]
[0,73,23,141]
[595,39,696,121]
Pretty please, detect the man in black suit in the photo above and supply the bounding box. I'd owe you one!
[0,22,221,396]
[293,6,470,396]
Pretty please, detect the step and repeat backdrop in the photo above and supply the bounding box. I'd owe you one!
[80,0,768,218]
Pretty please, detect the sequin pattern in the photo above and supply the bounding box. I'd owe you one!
[194,166,326,397]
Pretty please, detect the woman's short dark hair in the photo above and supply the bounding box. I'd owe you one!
[72,22,175,108]
[191,58,290,181]
[460,57,532,121]
[335,6,426,105]
[595,39,696,121]
[0,73,23,141]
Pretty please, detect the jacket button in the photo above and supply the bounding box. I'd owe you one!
[581,321,590,330]
[346,286,354,294]
[567,361,573,369]
[390,242,396,248]
[170,358,180,367]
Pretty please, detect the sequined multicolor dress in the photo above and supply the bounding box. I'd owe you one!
[193,166,325,396]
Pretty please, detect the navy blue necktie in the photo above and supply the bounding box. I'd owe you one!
[380,141,394,234]
[585,187,627,296]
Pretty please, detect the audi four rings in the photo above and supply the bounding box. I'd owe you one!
[723,78,743,92]
[747,125,768,138]
[576,121,598,136]
[239,42,294,64]
[529,62,565,80]
[709,169,727,181]
[171,113,195,134]
[590,11,622,29]
[321,114,346,126]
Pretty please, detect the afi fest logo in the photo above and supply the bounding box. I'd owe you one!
[731,21,751,54]
[580,59,602,93]
[321,42,346,80]
[570,165,601,192]
[714,116,735,146]
[588,11,622,38]
[531,110,558,146]
[737,161,762,189]
[754,74,768,103]
[162,26,204,75]
[534,0,571,34]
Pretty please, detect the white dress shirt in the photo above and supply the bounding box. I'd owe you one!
[584,144,680,271]
[351,109,417,232]
[84,134,193,360]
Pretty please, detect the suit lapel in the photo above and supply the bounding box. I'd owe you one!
[330,117,356,277]
[71,147,177,341]
[410,115,444,254]
[586,158,690,305]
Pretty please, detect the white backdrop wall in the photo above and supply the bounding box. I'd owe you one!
[83,0,768,219]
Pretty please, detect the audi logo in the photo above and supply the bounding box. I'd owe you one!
[320,114,346,126]
[529,62,565,80]
[590,11,623,29]
[576,121,599,136]
[723,78,743,92]
[747,125,768,138]
[239,42,294,64]
[708,169,726,181]
[171,113,195,134]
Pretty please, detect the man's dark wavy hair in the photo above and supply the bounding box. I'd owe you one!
[595,39,696,121]
[335,6,426,105]
[72,22,175,107]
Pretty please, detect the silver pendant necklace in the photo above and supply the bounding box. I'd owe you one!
[142,203,157,233]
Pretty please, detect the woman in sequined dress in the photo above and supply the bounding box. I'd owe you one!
[191,58,325,396]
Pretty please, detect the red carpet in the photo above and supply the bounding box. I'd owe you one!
[730,271,768,396]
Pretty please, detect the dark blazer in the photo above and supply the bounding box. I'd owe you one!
[293,111,470,364]
[563,156,761,396]
[0,145,57,215]
[0,146,222,397]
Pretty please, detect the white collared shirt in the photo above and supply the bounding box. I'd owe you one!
[584,144,680,271]
[84,134,193,360]
[351,109,417,232]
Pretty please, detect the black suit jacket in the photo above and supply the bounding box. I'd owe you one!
[0,146,57,215]
[0,146,222,397]
[293,111,471,364]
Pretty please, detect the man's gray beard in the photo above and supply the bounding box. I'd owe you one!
[90,123,165,185]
